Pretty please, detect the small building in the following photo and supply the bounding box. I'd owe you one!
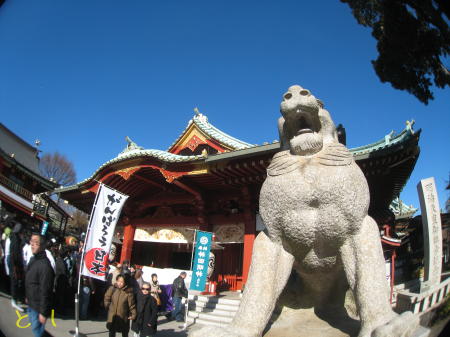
[0,123,69,236]
[56,112,421,291]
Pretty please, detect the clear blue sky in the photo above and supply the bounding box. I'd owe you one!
[1,0,449,211]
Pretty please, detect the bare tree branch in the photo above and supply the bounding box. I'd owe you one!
[39,152,76,186]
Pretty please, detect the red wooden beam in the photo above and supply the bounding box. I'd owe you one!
[136,196,194,211]
[134,173,166,190]
[130,216,198,226]
[173,180,201,200]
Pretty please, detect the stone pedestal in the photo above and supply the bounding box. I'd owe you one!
[263,307,430,337]
[263,308,360,337]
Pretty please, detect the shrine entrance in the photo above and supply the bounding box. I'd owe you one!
[130,226,245,290]
[131,241,193,270]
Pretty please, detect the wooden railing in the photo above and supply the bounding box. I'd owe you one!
[0,173,33,200]
[396,277,450,314]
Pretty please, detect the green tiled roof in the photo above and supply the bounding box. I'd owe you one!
[350,120,417,156]
[389,197,418,219]
[168,113,255,151]
[55,149,205,192]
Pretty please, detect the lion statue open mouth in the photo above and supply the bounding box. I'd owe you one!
[189,85,418,337]
[279,85,324,156]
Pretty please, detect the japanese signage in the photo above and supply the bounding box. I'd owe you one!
[417,177,442,288]
[82,184,128,281]
[190,230,212,291]
[41,221,49,236]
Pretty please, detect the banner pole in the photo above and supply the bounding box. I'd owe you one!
[73,183,103,337]
[183,229,197,330]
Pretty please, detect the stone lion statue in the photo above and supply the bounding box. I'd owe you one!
[190,85,418,337]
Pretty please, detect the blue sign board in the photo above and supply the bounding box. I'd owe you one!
[190,230,213,291]
[41,221,49,236]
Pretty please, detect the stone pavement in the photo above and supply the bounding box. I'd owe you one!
[0,291,203,337]
[1,290,448,337]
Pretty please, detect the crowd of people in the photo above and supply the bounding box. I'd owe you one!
[0,220,189,337]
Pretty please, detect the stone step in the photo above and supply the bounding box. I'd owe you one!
[189,300,240,312]
[186,316,228,328]
[188,305,237,317]
[188,294,241,306]
[185,293,241,327]
[188,311,234,323]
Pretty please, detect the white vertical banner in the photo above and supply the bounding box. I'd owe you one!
[82,184,128,281]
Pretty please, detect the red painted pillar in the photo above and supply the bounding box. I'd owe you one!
[390,249,396,303]
[242,223,255,286]
[241,187,255,287]
[120,224,136,263]
[196,198,209,232]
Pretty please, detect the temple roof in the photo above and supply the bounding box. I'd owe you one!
[54,116,421,210]
[168,111,255,153]
[0,123,41,175]
[350,120,418,159]
[118,136,204,162]
[68,145,206,188]
[389,197,418,220]
[206,120,420,163]
[0,123,57,190]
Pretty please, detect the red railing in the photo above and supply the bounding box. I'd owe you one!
[217,274,242,292]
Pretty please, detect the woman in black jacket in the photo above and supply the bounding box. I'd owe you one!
[131,282,158,337]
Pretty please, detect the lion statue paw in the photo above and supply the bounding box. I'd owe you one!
[369,312,419,337]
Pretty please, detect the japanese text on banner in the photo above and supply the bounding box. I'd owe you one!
[190,231,212,291]
[82,184,128,281]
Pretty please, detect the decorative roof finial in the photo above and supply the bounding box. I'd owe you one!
[194,107,200,116]
[385,130,394,144]
[405,119,415,134]
[120,136,144,155]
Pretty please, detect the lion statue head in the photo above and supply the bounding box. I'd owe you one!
[278,85,338,156]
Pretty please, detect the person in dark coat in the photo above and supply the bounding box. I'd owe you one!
[104,274,137,337]
[9,222,25,311]
[54,247,70,315]
[25,234,55,337]
[131,282,158,337]
[170,271,188,322]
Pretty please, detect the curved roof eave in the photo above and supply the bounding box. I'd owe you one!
[350,125,420,158]
[54,149,205,194]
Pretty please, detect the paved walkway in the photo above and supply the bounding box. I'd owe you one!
[0,291,203,337]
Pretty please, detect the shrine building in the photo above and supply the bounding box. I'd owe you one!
[0,123,70,236]
[56,112,421,291]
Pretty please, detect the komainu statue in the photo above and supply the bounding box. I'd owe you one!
[189,85,418,337]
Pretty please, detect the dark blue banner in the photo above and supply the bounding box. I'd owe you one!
[190,230,213,291]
